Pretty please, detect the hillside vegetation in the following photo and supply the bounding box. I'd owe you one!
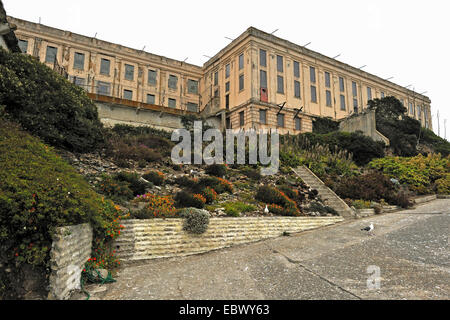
[0,48,105,153]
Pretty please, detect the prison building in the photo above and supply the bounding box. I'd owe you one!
[9,16,432,134]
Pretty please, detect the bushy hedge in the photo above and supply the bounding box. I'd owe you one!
[180,208,210,234]
[301,131,385,166]
[131,193,177,219]
[369,154,450,195]
[333,171,399,203]
[0,121,121,298]
[255,186,300,216]
[312,117,340,134]
[205,164,228,177]
[175,191,207,209]
[0,48,105,153]
[142,171,165,186]
[420,128,450,157]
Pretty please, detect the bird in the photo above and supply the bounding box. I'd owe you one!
[190,169,200,177]
[361,223,374,236]
[264,205,270,214]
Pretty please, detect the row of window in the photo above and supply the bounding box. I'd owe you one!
[122,89,198,111]
[19,40,200,94]
[238,110,302,130]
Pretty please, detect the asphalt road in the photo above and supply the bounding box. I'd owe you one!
[79,199,449,300]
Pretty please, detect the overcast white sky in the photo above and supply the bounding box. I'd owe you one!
[4,0,450,139]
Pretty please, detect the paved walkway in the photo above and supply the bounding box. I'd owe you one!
[76,199,450,300]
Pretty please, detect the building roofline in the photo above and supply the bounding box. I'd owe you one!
[9,14,430,104]
[204,26,430,103]
[8,15,203,74]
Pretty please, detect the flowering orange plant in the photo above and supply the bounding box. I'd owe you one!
[217,177,234,193]
[134,193,177,218]
[193,193,207,205]
[202,187,218,204]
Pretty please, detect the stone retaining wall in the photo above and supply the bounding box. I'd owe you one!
[414,195,437,204]
[48,223,93,300]
[113,217,344,262]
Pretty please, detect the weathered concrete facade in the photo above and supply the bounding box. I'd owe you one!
[339,109,390,146]
[9,16,432,134]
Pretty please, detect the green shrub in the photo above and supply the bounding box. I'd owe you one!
[142,171,165,186]
[255,186,300,216]
[106,137,163,164]
[312,117,340,134]
[201,187,218,204]
[205,164,228,177]
[175,191,206,209]
[240,167,262,180]
[180,208,210,234]
[435,174,450,194]
[369,154,449,194]
[175,176,197,187]
[334,171,399,204]
[195,176,233,194]
[96,174,134,203]
[111,124,171,140]
[306,202,338,216]
[0,48,105,153]
[223,202,256,217]
[113,172,150,197]
[267,203,301,217]
[392,191,413,209]
[352,200,372,209]
[301,131,385,166]
[420,128,450,157]
[0,120,122,298]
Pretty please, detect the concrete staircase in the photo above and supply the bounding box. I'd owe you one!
[292,166,356,219]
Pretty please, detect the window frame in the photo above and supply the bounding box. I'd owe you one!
[148,69,157,86]
[277,75,284,94]
[293,61,300,78]
[18,39,28,53]
[45,46,58,63]
[294,80,301,99]
[73,52,85,70]
[168,75,178,90]
[124,64,135,81]
[326,90,332,107]
[311,85,317,103]
[277,113,285,128]
[168,98,177,108]
[123,89,133,100]
[277,55,284,73]
[340,94,346,111]
[100,58,111,76]
[146,94,156,105]
[260,49,267,67]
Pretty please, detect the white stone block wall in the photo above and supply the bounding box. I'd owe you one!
[48,223,93,300]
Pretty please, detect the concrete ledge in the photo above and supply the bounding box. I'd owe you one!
[113,216,344,262]
[437,195,450,199]
[355,209,376,218]
[414,195,437,204]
